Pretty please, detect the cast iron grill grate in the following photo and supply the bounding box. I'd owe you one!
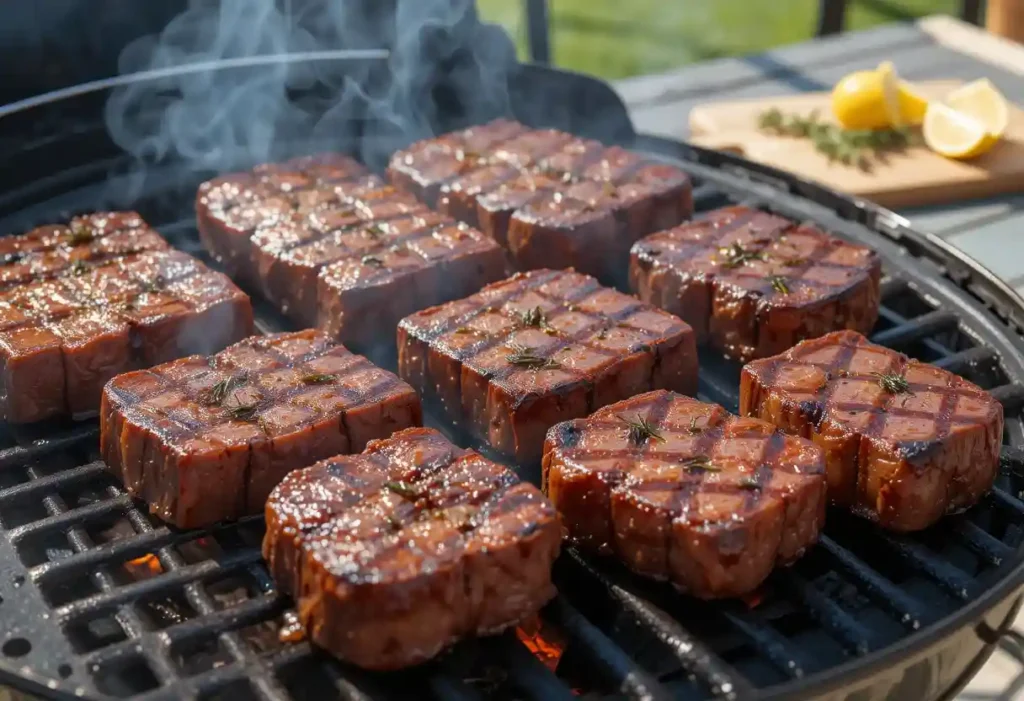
[1,143,1024,701]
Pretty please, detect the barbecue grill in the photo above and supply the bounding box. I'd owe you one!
[2,19,1024,701]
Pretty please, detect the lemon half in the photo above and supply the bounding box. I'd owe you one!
[922,102,995,159]
[945,78,1009,139]
[832,61,928,129]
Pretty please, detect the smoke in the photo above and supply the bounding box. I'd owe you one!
[104,0,518,175]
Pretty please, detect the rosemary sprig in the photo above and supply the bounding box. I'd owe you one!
[738,477,762,491]
[140,275,166,294]
[384,480,422,500]
[689,416,702,434]
[364,223,385,239]
[2,252,25,265]
[680,456,721,472]
[872,371,912,395]
[203,373,247,406]
[505,343,558,369]
[301,373,337,385]
[228,402,259,422]
[768,274,790,294]
[621,414,664,445]
[361,255,385,268]
[718,242,766,269]
[757,108,919,171]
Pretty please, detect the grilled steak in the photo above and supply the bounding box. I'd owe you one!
[263,426,561,670]
[0,213,252,423]
[397,269,698,464]
[197,156,505,351]
[543,390,827,598]
[101,330,421,528]
[387,119,693,286]
[740,330,1003,531]
[630,205,881,362]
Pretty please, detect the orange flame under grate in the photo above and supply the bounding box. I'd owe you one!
[124,553,162,580]
[516,616,567,673]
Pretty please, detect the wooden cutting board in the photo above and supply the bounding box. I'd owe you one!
[688,80,1024,209]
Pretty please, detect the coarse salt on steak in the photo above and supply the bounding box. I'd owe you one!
[398,269,698,465]
[196,156,505,351]
[740,330,1003,531]
[630,205,881,362]
[543,389,827,599]
[387,119,693,286]
[263,426,561,670]
[0,212,252,423]
[101,330,420,528]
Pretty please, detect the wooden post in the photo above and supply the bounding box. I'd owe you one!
[986,0,1024,44]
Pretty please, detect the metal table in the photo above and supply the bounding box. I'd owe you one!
[612,15,1024,699]
[613,14,1024,300]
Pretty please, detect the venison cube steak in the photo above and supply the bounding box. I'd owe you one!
[398,269,698,465]
[740,330,1003,531]
[101,330,421,528]
[542,390,827,599]
[264,427,561,670]
[387,119,693,285]
[0,212,253,423]
[630,205,881,362]
[197,156,505,351]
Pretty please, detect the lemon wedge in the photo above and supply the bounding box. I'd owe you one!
[944,78,1009,139]
[922,102,996,159]
[832,61,928,129]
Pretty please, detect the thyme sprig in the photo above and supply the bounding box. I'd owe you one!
[301,373,337,385]
[738,477,762,491]
[68,221,95,245]
[872,371,912,395]
[505,342,559,369]
[517,306,548,329]
[680,456,721,472]
[768,274,791,294]
[228,402,259,422]
[718,242,766,269]
[203,373,247,406]
[757,108,920,171]
[621,414,664,445]
[384,480,423,500]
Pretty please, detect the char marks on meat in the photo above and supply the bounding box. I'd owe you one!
[398,269,698,464]
[543,389,827,598]
[630,205,881,361]
[740,330,1003,531]
[0,212,252,423]
[196,154,505,351]
[264,427,560,670]
[101,330,421,528]
[387,119,693,286]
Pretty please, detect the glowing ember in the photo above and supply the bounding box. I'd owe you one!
[124,553,162,580]
[742,589,765,609]
[516,616,567,673]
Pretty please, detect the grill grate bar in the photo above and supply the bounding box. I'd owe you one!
[0,460,107,505]
[878,276,908,300]
[870,309,959,348]
[932,346,998,373]
[873,533,976,600]
[25,465,183,688]
[426,672,485,701]
[816,536,925,628]
[9,493,132,541]
[988,486,1024,516]
[991,384,1024,412]
[31,525,175,584]
[545,595,673,701]
[483,634,577,700]
[0,425,97,470]
[563,550,753,699]
[953,519,1013,566]
[53,546,264,623]
[117,504,293,701]
[720,609,805,679]
[772,569,874,655]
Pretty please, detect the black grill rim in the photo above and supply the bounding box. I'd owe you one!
[0,58,1023,701]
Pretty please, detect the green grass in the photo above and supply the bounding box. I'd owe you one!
[477,0,957,80]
